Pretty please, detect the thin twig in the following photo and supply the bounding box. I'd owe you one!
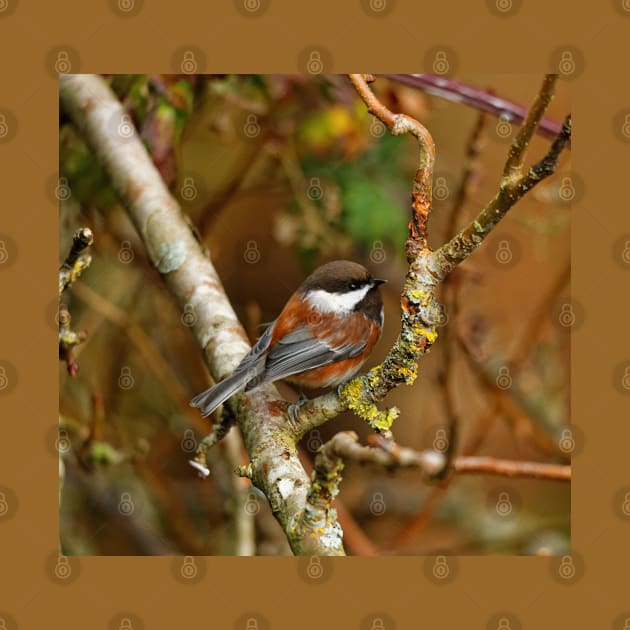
[437,110,489,475]
[433,77,568,280]
[453,456,570,481]
[504,75,558,179]
[309,432,570,506]
[58,227,94,376]
[59,227,93,295]
[385,74,566,143]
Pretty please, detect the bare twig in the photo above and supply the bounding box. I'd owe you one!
[71,280,255,553]
[385,74,566,143]
[310,432,569,495]
[437,110,489,475]
[58,304,87,377]
[453,456,570,480]
[59,227,93,295]
[433,78,569,280]
[504,75,558,179]
[58,227,93,376]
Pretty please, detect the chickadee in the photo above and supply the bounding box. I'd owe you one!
[190,260,385,417]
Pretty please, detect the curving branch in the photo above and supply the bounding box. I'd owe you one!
[307,431,570,532]
[291,74,570,440]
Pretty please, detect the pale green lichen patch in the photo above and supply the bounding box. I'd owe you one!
[153,240,187,273]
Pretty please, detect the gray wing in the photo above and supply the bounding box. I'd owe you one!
[244,325,366,390]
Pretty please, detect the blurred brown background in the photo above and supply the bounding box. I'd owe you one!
[58,74,570,556]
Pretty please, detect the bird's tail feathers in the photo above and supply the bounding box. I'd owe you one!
[189,371,250,418]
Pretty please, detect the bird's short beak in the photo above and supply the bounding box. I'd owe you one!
[373,278,387,286]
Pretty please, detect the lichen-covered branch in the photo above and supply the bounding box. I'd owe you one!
[59,74,336,556]
[292,74,570,442]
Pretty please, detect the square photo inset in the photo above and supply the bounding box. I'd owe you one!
[58,73,571,557]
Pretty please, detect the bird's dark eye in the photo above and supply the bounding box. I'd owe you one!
[348,281,360,290]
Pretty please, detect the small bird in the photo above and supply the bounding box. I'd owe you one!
[190,260,385,417]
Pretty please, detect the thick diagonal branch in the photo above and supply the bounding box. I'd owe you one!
[59,74,341,556]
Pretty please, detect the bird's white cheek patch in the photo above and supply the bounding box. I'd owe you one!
[307,286,371,313]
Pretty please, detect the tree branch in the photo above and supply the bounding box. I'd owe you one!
[292,74,570,442]
[309,431,569,520]
[60,73,571,556]
[58,227,93,376]
[385,74,567,143]
[59,74,339,556]
[433,77,569,281]
[59,227,93,295]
